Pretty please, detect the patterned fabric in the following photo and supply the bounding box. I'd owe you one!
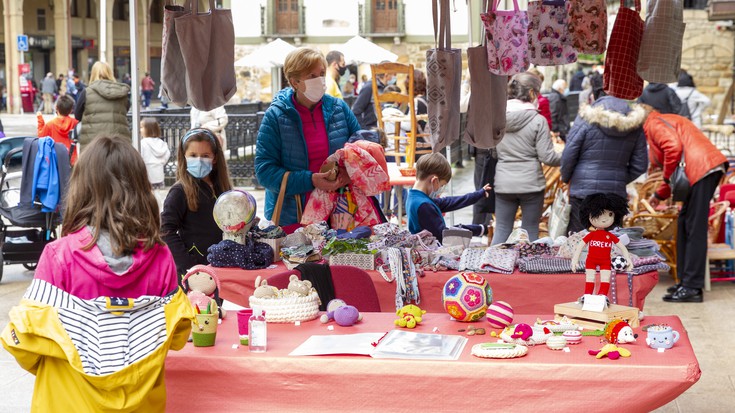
[527,0,577,66]
[481,0,529,76]
[513,241,553,258]
[207,239,274,270]
[630,262,669,275]
[426,0,462,153]
[459,248,486,271]
[567,0,607,54]
[603,0,644,100]
[481,248,518,274]
[302,143,389,228]
[637,0,685,83]
[517,256,575,273]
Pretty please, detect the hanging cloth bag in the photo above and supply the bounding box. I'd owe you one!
[426,0,462,153]
[161,1,190,104]
[272,171,304,234]
[527,0,577,66]
[603,0,644,100]
[566,0,608,55]
[481,0,529,76]
[637,0,685,84]
[173,0,237,110]
[465,0,507,149]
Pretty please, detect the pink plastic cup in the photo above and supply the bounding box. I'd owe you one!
[237,309,253,345]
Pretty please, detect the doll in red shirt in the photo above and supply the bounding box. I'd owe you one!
[571,193,633,297]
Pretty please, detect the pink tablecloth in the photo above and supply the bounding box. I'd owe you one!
[213,263,658,313]
[165,314,700,412]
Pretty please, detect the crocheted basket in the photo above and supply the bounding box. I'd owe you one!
[248,291,320,323]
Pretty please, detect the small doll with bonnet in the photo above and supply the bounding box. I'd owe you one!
[571,193,633,297]
[182,265,225,318]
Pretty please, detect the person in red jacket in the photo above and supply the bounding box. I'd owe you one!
[644,110,728,303]
[37,94,79,164]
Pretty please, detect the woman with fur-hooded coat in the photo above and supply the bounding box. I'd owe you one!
[561,96,649,234]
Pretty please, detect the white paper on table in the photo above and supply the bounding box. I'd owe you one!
[221,300,248,312]
[371,330,468,360]
[582,294,607,312]
[289,333,386,356]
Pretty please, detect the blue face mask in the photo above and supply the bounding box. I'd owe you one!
[429,180,445,199]
[186,157,213,179]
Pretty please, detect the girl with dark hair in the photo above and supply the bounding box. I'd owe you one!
[490,73,561,245]
[161,128,233,278]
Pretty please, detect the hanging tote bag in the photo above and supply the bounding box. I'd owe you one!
[426,0,462,153]
[527,0,577,66]
[272,171,304,234]
[603,0,645,100]
[161,1,190,104]
[548,188,571,239]
[481,0,529,76]
[637,0,685,84]
[465,0,507,149]
[566,0,607,55]
[174,0,237,111]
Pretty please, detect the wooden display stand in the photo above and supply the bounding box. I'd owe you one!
[554,301,640,330]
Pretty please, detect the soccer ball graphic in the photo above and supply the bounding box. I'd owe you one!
[611,255,628,272]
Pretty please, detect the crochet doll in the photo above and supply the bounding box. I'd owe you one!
[182,265,225,318]
[571,193,633,297]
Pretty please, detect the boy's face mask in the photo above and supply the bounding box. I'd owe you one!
[429,177,446,199]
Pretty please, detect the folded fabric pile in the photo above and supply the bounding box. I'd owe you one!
[459,247,518,274]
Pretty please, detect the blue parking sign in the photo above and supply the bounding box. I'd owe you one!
[17,35,28,52]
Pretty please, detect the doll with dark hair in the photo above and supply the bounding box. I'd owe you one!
[571,193,633,297]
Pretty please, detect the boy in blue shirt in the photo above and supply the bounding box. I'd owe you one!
[406,153,491,243]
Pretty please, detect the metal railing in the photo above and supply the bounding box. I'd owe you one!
[132,112,264,188]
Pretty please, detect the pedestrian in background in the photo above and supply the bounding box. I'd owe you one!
[325,50,346,99]
[139,117,171,190]
[40,72,57,114]
[672,70,711,128]
[141,72,155,110]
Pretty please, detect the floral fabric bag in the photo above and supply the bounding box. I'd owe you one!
[527,0,577,66]
[481,0,529,76]
[566,0,608,55]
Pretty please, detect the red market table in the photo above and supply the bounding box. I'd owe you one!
[164,313,699,413]
[212,262,658,314]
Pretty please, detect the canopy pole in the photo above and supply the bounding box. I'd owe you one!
[129,0,140,150]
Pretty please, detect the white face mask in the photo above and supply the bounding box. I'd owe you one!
[301,76,326,103]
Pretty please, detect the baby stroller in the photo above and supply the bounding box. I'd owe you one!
[0,137,71,282]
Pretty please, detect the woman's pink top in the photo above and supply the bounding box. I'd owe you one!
[293,96,329,174]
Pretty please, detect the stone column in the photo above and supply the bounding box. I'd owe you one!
[103,0,114,65]
[137,0,150,74]
[3,0,24,114]
[54,0,72,76]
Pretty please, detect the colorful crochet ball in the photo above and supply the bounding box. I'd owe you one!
[442,272,493,322]
[486,301,514,329]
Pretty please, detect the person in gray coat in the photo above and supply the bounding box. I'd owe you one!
[561,96,648,234]
[491,73,561,245]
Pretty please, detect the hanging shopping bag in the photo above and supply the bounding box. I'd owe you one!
[527,0,577,66]
[481,0,529,76]
[637,0,685,84]
[426,0,462,153]
[272,171,303,234]
[603,0,644,100]
[173,0,237,110]
[567,0,607,55]
[161,1,190,105]
[465,0,507,149]
[548,188,571,239]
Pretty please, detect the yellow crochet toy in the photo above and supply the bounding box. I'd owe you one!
[588,343,632,360]
[395,304,426,329]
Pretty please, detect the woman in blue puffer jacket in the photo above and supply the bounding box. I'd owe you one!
[561,96,649,234]
[256,48,361,226]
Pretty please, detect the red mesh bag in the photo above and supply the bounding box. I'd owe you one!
[603,0,644,100]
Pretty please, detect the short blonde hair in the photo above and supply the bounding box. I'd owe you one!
[89,61,115,83]
[284,47,327,88]
[416,153,452,182]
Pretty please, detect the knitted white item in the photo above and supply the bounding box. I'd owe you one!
[471,343,528,359]
[249,290,320,323]
[535,317,582,333]
[499,328,554,346]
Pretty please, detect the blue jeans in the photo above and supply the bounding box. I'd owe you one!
[142,90,153,108]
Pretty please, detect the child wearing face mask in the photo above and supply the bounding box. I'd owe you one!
[161,128,233,279]
[406,153,491,243]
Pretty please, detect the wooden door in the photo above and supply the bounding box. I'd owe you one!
[373,0,398,33]
[276,0,300,34]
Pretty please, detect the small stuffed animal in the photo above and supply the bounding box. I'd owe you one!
[182,265,225,318]
[320,299,363,326]
[604,319,638,344]
[395,304,426,329]
[287,274,313,297]
[253,275,278,299]
[588,343,632,360]
[510,323,533,340]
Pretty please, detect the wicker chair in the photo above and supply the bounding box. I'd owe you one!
[627,200,679,283]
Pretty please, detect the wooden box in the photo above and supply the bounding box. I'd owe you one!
[554,301,639,330]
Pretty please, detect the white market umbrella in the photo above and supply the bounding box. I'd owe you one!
[235,38,296,69]
[337,36,398,64]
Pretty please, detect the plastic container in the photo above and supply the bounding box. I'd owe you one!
[248,309,267,352]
